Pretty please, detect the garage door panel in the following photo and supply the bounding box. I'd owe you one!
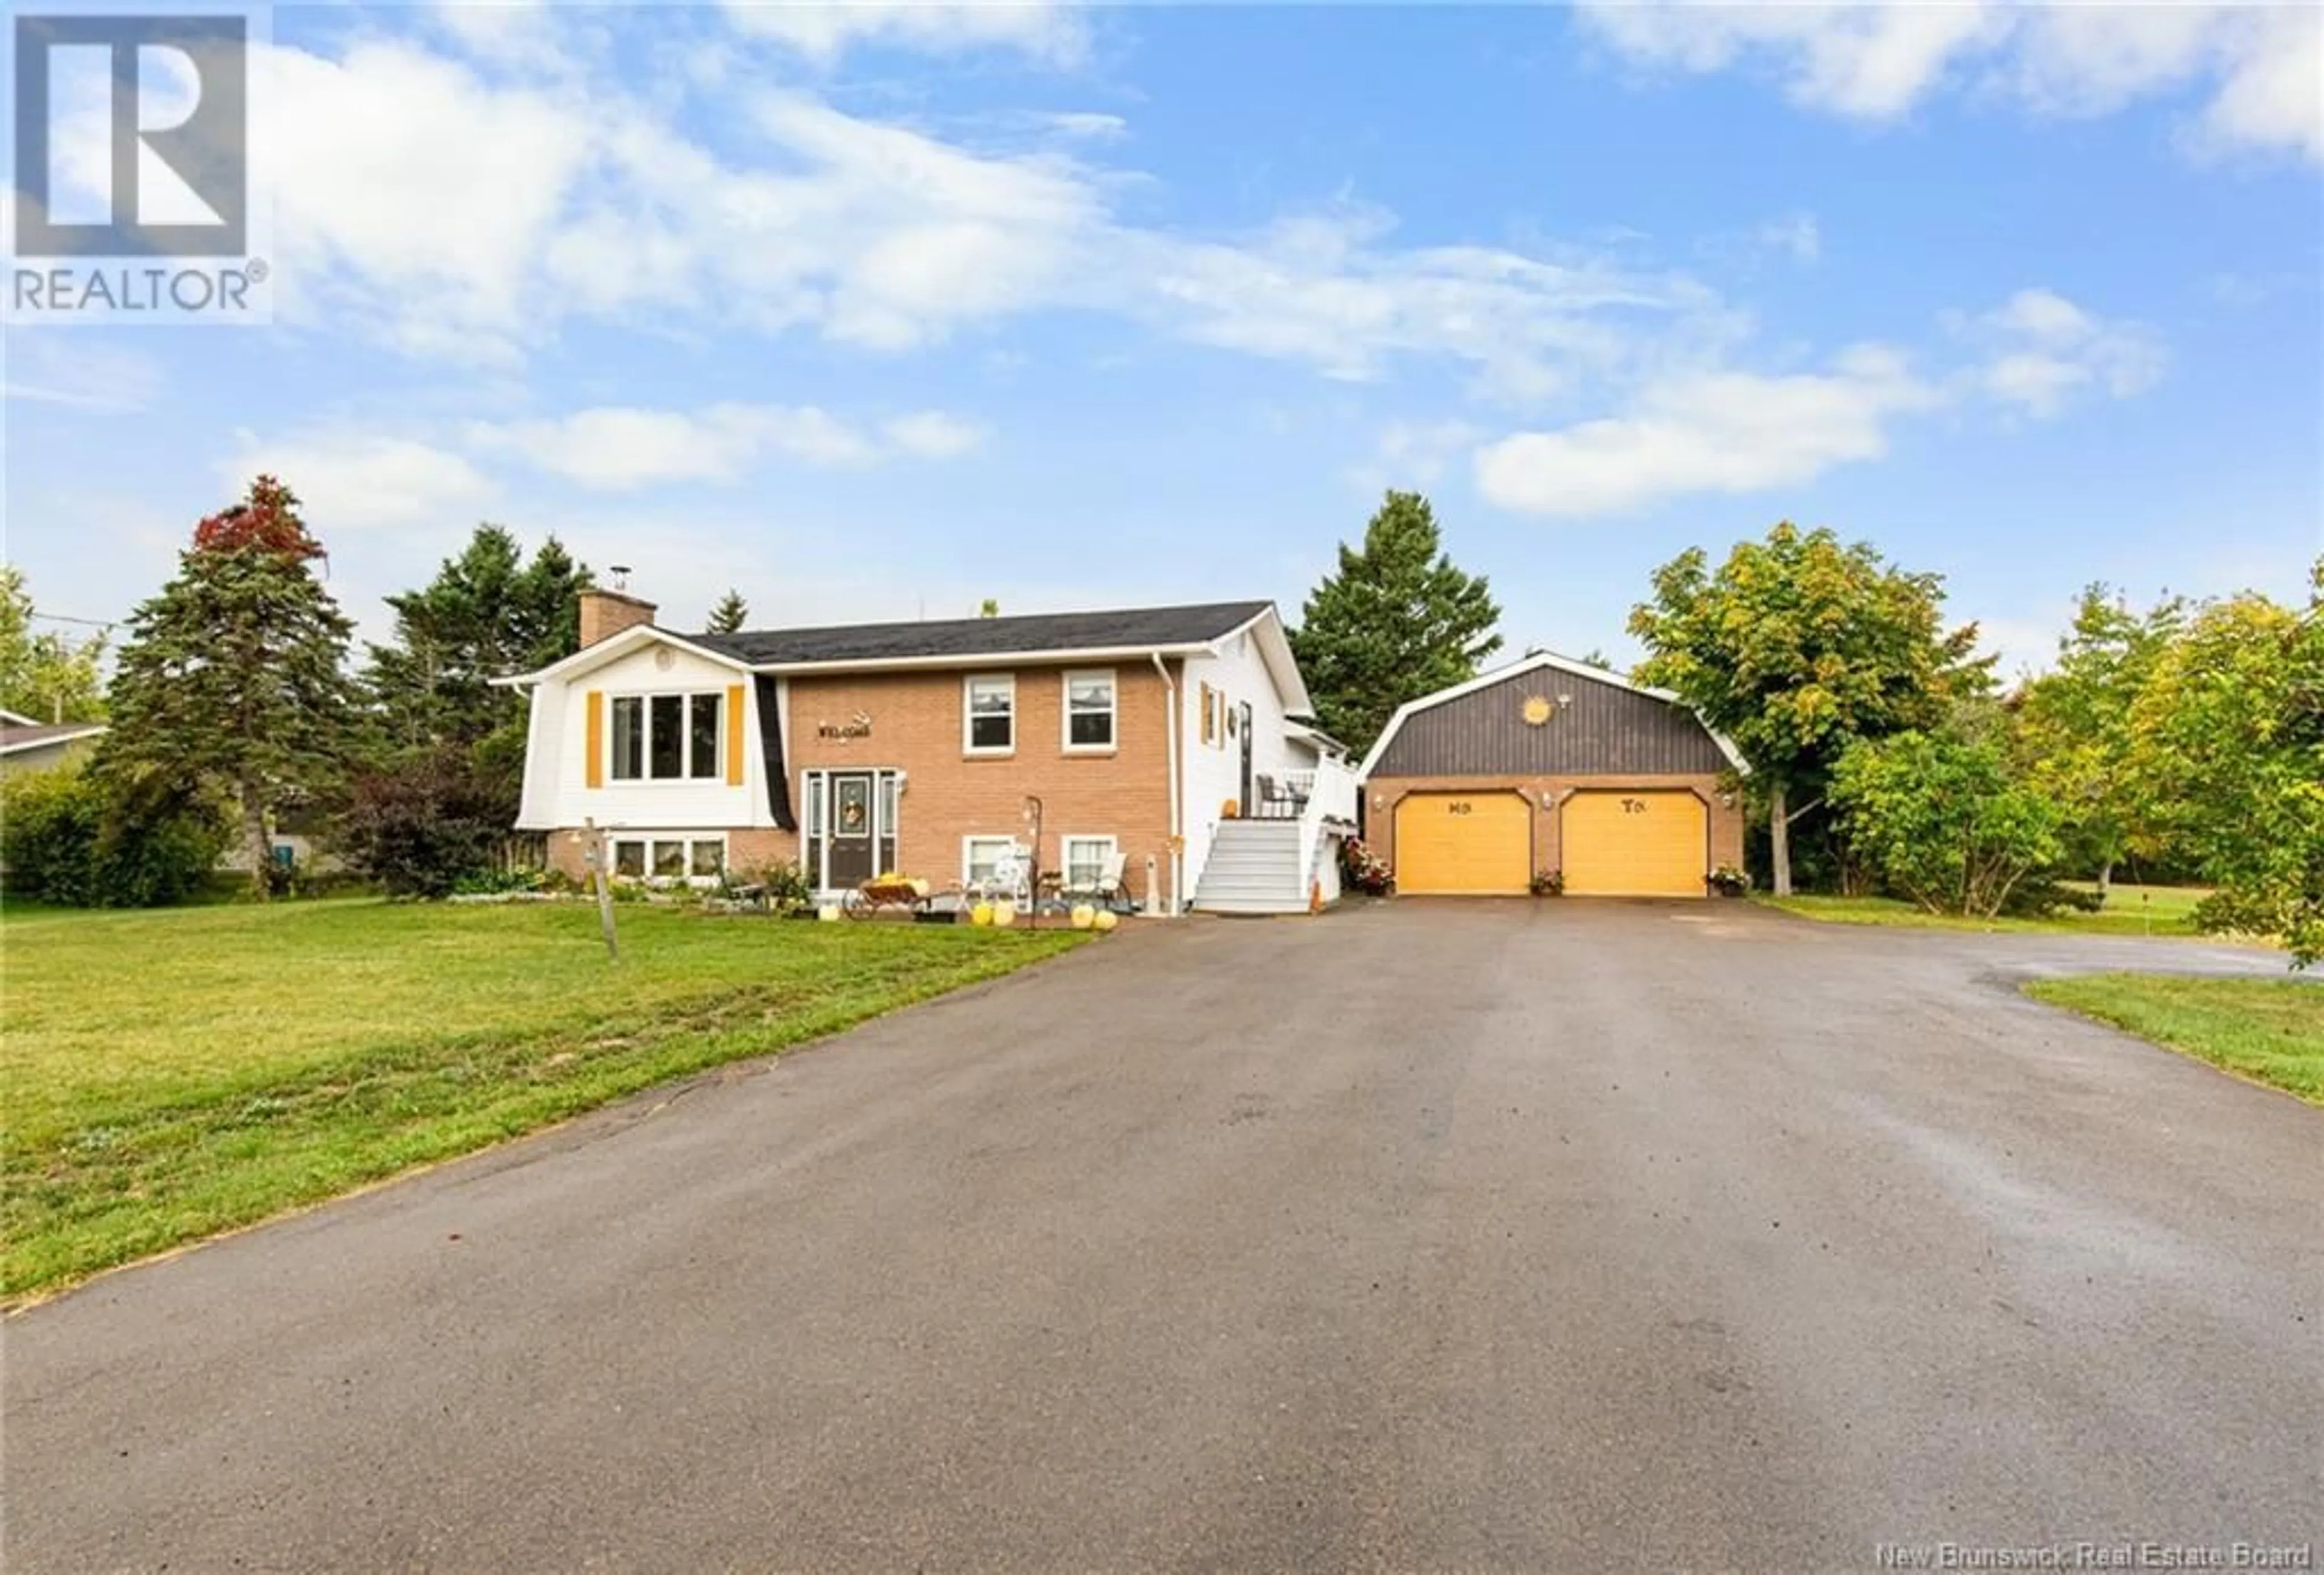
[1395,792,1529,896]
[1563,790,1705,897]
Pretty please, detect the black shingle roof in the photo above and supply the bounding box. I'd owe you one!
[691,600,1273,666]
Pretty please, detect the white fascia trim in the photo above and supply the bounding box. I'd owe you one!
[0,725,107,755]
[1355,650,1750,779]
[493,624,755,688]
[758,641,1213,675]
[1212,606,1314,718]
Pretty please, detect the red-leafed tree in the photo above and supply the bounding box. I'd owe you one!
[98,476,358,897]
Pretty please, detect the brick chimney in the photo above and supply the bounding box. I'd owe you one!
[579,587,657,647]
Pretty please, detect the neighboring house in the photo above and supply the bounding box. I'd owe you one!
[0,715,106,779]
[501,589,1360,914]
[1357,652,1748,897]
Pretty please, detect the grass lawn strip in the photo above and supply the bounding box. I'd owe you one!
[1757,883,2270,944]
[3,900,1086,1301]
[2024,972,2324,1105]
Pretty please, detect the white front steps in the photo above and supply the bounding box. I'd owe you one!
[1192,818,1310,914]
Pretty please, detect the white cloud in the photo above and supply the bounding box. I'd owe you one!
[245,25,1725,395]
[1474,344,1942,517]
[1578,1,2323,163]
[720,1,1087,66]
[1954,287,2164,417]
[2,338,165,411]
[883,410,989,459]
[1756,212,1822,264]
[1041,111,1129,141]
[1351,419,1483,492]
[218,431,498,530]
[468,403,985,488]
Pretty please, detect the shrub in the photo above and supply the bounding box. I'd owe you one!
[1339,835,1393,895]
[338,749,509,899]
[734,859,812,912]
[1829,732,2064,918]
[1,762,228,907]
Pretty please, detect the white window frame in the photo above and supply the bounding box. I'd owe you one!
[608,831,729,887]
[1060,834,1117,892]
[962,672,1015,756]
[962,835,1019,886]
[1062,667,1117,753]
[606,689,726,784]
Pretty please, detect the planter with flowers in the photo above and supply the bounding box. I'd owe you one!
[1338,836,1394,896]
[1708,864,1750,898]
[1530,868,1565,897]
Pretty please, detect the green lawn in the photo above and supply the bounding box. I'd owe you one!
[1759,883,2251,941]
[2026,973,2324,1104]
[1,899,1086,1302]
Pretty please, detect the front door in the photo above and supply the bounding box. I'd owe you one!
[1237,701,1255,814]
[827,771,877,888]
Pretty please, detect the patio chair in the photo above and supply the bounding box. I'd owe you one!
[1064,851,1133,910]
[965,847,1032,909]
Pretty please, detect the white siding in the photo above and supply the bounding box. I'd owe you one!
[516,640,770,831]
[1178,623,1303,901]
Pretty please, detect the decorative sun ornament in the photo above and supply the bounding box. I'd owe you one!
[1521,694,1554,727]
[653,646,677,672]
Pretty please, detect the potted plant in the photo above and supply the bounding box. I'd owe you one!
[1708,864,1750,897]
[1530,868,1564,896]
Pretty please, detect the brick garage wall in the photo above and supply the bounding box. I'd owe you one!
[1363,773,1745,885]
[786,664,1177,906]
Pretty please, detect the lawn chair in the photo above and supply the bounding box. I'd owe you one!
[964,846,1032,909]
[1064,851,1133,911]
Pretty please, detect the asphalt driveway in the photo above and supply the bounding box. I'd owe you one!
[7,903,2317,1572]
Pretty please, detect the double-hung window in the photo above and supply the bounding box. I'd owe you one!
[1064,669,1116,751]
[609,692,724,781]
[965,674,1014,754]
[963,836,1017,886]
[1062,836,1115,892]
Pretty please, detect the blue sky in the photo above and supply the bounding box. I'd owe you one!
[5,2,2320,677]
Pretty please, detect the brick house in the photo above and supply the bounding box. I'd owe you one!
[1357,652,1749,897]
[504,588,1359,915]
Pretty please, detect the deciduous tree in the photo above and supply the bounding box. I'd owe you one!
[1629,522,1991,895]
[99,476,358,898]
[1828,732,2063,917]
[0,565,107,722]
[2014,584,2186,892]
[1289,491,1502,755]
[2126,565,2323,966]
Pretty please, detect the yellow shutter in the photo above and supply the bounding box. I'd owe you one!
[1561,791,1707,897]
[584,690,605,788]
[1393,793,1531,895]
[725,684,746,786]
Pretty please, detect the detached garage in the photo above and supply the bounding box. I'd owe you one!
[1358,653,1748,899]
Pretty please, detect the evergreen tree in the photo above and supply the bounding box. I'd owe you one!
[1288,491,1502,754]
[364,526,591,752]
[706,589,750,635]
[99,476,358,899]
[0,565,108,722]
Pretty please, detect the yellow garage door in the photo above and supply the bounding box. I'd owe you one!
[1563,791,1707,897]
[1395,791,1531,895]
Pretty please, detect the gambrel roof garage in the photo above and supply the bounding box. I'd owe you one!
[1357,652,1748,898]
